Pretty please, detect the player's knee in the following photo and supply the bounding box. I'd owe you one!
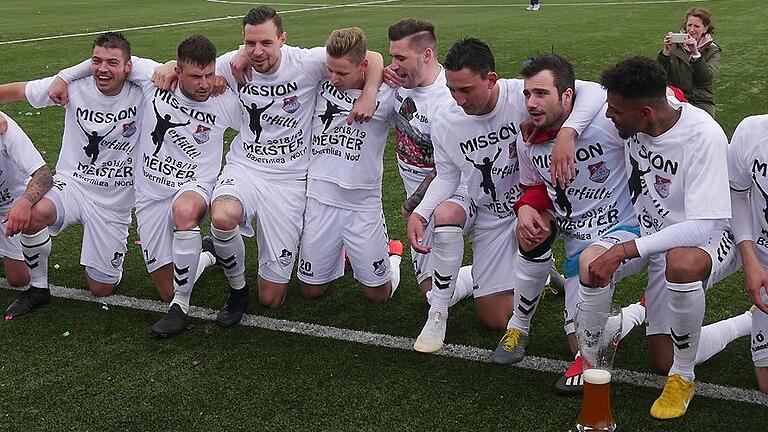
[172,203,203,230]
[85,267,119,297]
[299,282,327,300]
[5,271,29,288]
[258,290,285,309]
[211,197,243,231]
[25,200,56,233]
[476,312,507,330]
[362,283,390,304]
[579,246,607,277]
[433,202,466,227]
[665,247,710,283]
[89,284,115,298]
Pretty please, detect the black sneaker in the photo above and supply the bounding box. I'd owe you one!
[5,286,51,318]
[151,304,189,337]
[202,235,218,265]
[216,284,249,327]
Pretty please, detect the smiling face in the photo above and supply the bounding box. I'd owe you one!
[90,45,131,96]
[523,70,572,130]
[445,67,498,116]
[243,20,285,74]
[685,15,708,42]
[388,37,429,89]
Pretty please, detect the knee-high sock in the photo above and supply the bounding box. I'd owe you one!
[211,225,246,290]
[578,278,614,314]
[171,229,201,314]
[21,228,51,289]
[195,251,216,281]
[388,254,402,298]
[667,281,705,381]
[620,302,646,340]
[429,225,464,313]
[695,309,752,365]
[425,265,474,307]
[508,250,552,332]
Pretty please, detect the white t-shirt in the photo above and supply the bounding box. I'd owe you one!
[391,69,453,188]
[217,45,327,179]
[25,75,142,211]
[518,106,637,257]
[130,58,241,200]
[307,80,395,211]
[626,102,730,237]
[728,114,768,264]
[0,112,47,212]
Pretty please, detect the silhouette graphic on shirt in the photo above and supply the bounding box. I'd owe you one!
[542,174,575,219]
[241,98,275,143]
[753,174,768,225]
[464,147,502,202]
[76,118,116,164]
[151,98,190,156]
[628,155,651,205]
[319,100,348,133]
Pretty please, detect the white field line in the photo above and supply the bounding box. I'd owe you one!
[0,0,398,46]
[2,281,766,407]
[206,0,706,6]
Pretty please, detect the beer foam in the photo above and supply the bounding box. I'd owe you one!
[583,369,611,385]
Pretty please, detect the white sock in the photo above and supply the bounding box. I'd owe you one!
[508,250,552,332]
[195,251,216,281]
[171,229,202,314]
[211,225,246,290]
[429,225,464,313]
[620,302,646,340]
[20,228,51,289]
[667,281,705,382]
[425,265,474,307]
[388,254,402,298]
[578,278,614,313]
[695,310,752,364]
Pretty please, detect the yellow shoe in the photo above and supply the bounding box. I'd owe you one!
[650,374,694,419]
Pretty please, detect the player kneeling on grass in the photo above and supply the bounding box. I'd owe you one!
[0,32,142,317]
[727,114,768,394]
[585,57,749,419]
[297,27,403,302]
[489,55,648,397]
[0,113,53,312]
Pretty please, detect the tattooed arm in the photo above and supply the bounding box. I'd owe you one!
[402,168,436,218]
[3,165,53,236]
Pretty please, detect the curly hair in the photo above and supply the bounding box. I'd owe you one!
[600,56,667,100]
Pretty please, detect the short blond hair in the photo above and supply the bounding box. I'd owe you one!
[325,27,367,65]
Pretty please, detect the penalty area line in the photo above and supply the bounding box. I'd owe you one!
[2,281,766,407]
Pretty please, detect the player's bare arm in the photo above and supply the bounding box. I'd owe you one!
[738,241,768,315]
[346,50,384,124]
[3,165,53,236]
[0,82,29,104]
[402,168,436,218]
[407,212,431,254]
[588,239,639,287]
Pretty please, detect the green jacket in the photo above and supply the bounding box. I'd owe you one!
[657,41,721,116]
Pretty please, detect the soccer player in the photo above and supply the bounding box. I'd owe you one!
[585,57,744,419]
[0,112,53,310]
[198,6,383,324]
[727,114,768,394]
[406,39,606,353]
[489,54,647,391]
[0,32,142,317]
[297,27,402,302]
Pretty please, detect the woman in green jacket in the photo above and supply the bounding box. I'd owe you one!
[658,8,720,117]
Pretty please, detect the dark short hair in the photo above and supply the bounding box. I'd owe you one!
[444,38,494,79]
[600,56,667,100]
[243,6,283,34]
[520,53,575,97]
[388,18,436,52]
[92,32,131,61]
[177,34,216,68]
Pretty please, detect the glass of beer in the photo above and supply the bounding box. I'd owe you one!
[574,302,623,432]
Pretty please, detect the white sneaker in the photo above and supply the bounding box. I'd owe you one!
[532,4,541,11]
[414,309,447,353]
[526,4,535,10]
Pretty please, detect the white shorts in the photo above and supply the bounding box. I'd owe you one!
[562,229,647,335]
[0,219,23,261]
[298,197,390,286]
[135,182,211,273]
[45,177,131,278]
[645,229,741,336]
[752,291,768,367]
[213,164,306,283]
[467,209,516,298]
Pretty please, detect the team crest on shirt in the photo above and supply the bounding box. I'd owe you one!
[654,175,671,198]
[278,249,293,267]
[110,251,125,269]
[193,124,211,144]
[588,161,610,183]
[282,96,300,113]
[121,121,137,138]
[372,259,387,277]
